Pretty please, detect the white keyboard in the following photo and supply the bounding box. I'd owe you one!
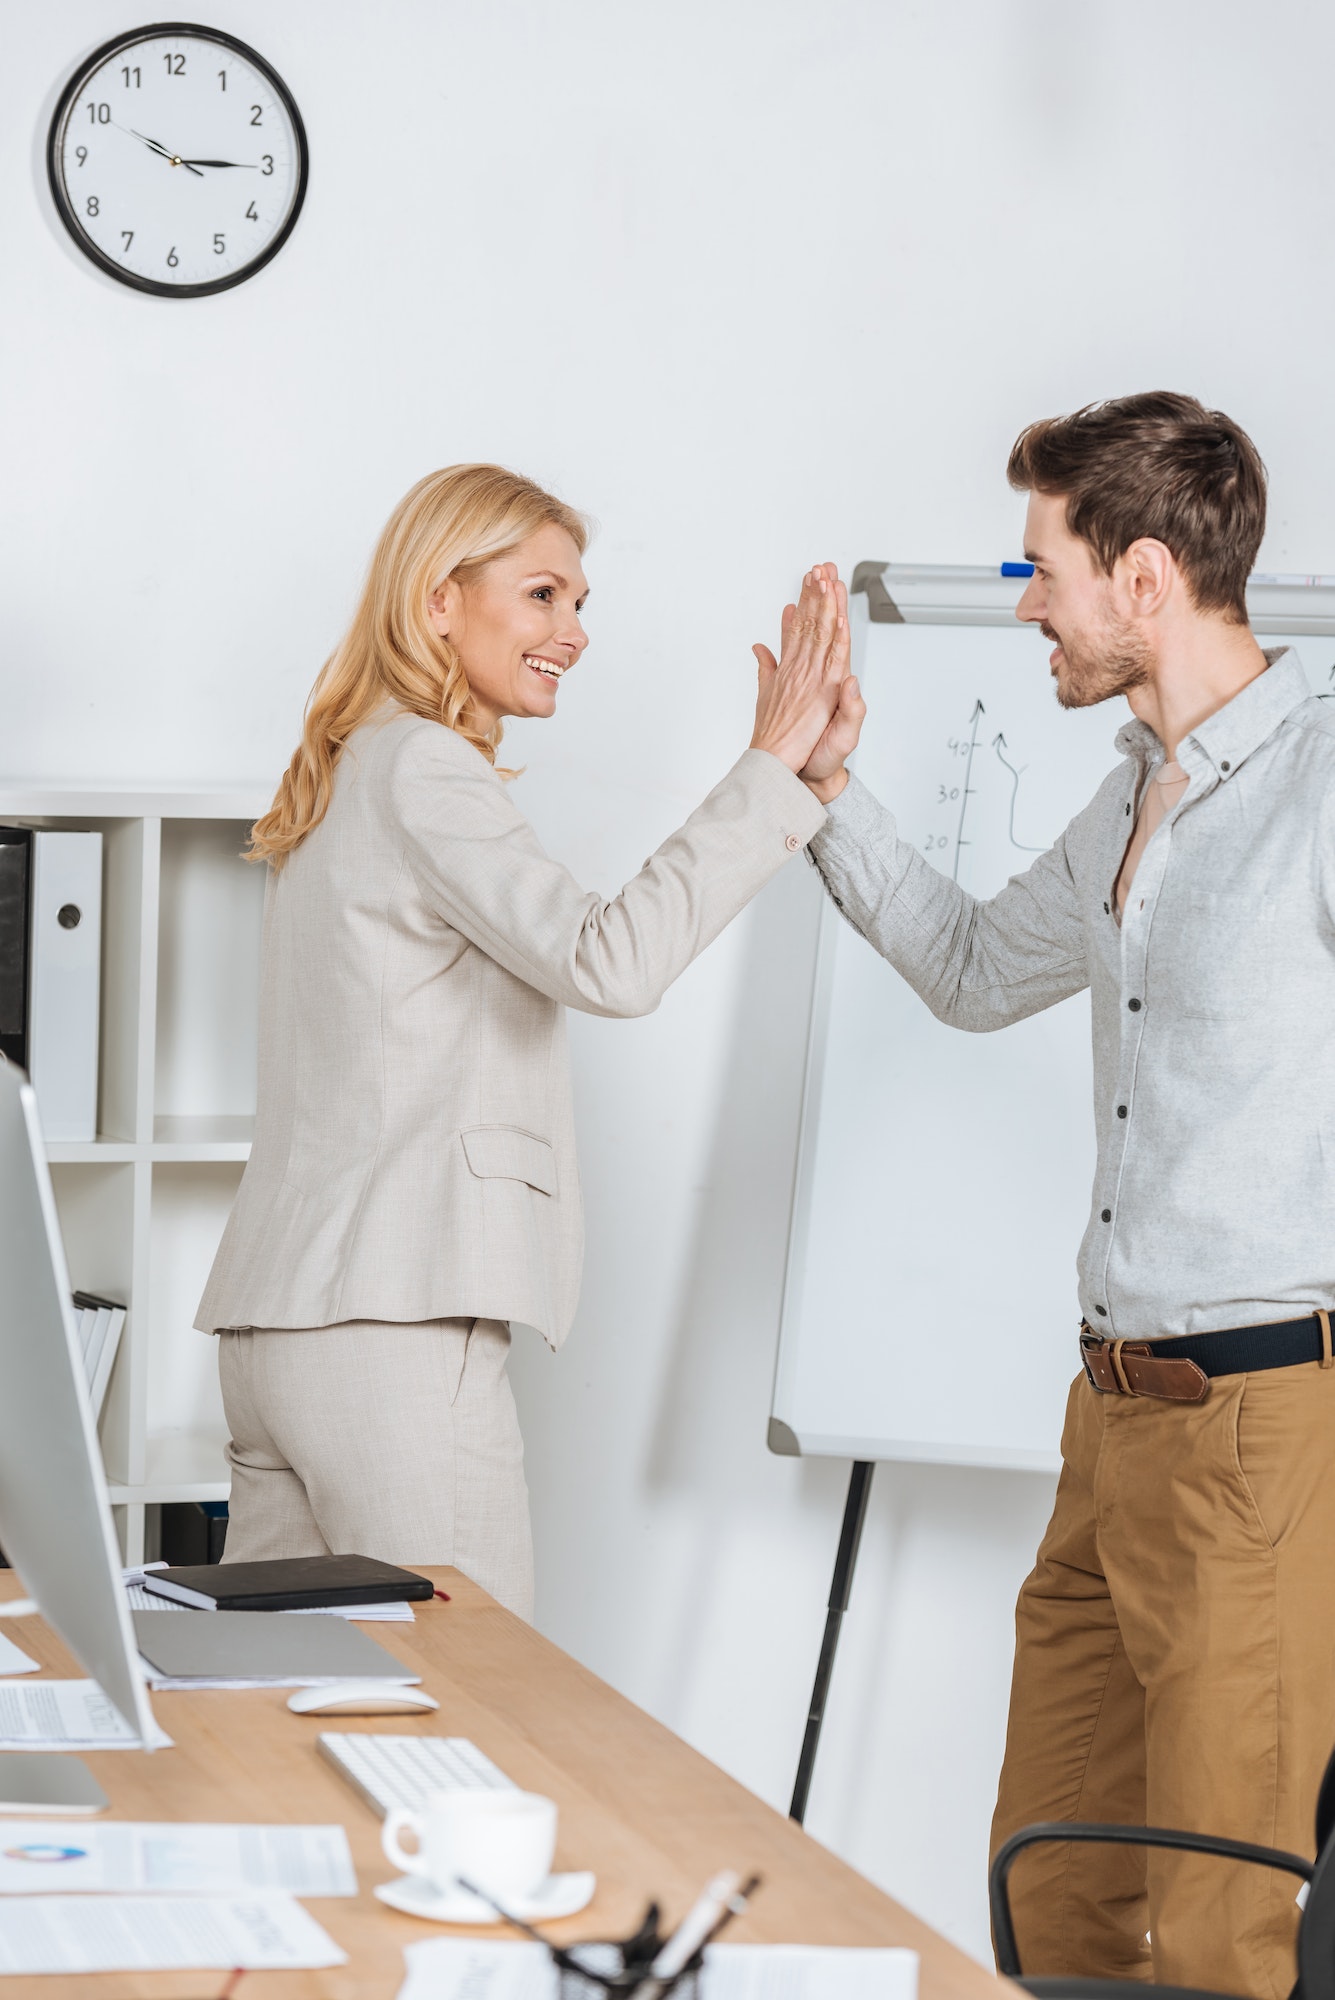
[317,1732,516,1818]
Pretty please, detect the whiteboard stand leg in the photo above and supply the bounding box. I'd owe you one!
[789,1459,875,1825]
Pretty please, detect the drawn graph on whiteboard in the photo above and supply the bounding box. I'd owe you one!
[920,696,1054,894]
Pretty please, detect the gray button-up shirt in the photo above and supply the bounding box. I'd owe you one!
[808,650,1335,1340]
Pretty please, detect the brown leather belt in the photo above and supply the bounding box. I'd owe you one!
[1080,1310,1335,1403]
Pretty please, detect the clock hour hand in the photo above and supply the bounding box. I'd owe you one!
[127,128,205,178]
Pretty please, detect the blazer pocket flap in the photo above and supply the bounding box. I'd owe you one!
[461,1126,558,1196]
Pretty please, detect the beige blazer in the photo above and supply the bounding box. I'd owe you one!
[196,709,826,1347]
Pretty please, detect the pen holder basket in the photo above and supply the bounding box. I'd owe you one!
[554,1942,702,2000]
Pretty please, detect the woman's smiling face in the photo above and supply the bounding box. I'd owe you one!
[429,522,590,730]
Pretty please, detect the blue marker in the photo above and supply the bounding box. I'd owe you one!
[1000,562,1035,578]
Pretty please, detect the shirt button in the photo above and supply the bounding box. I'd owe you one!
[1094,1304,1108,1317]
[1117,1104,1127,1118]
[1221,760,1231,772]
[1125,803,1132,816]
[785,834,800,851]
[1128,998,1142,1012]
[1103,901,1111,915]
[1101,1208,1112,1222]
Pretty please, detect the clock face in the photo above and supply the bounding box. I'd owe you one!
[47,23,308,298]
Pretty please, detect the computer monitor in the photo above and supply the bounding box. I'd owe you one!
[0,1058,158,1748]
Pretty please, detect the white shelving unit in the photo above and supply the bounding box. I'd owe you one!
[0,787,269,1563]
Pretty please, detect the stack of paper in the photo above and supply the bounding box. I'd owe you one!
[0,1824,356,1975]
[277,1600,415,1621]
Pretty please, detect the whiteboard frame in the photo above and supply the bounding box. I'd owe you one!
[850,562,1335,632]
[768,565,1335,1469]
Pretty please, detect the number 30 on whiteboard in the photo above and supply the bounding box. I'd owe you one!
[47,23,308,298]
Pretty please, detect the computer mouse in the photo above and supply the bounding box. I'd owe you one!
[286,1680,440,1717]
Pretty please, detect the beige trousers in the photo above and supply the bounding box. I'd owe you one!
[991,1362,1335,1999]
[217,1317,534,1621]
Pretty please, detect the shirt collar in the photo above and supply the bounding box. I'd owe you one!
[1113,647,1308,780]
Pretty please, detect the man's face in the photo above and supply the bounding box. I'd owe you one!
[1015,491,1151,709]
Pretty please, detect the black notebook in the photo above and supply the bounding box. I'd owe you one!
[140,1553,435,1612]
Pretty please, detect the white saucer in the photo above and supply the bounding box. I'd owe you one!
[374,1870,596,1925]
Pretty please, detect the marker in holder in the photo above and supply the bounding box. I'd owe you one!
[456,1871,761,1998]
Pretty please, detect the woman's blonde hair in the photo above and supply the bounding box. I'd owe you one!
[249,463,589,866]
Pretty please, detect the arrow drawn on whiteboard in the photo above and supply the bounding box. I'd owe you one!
[952,700,985,882]
[993,733,1046,853]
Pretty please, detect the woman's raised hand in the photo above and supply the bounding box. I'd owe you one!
[751,563,859,783]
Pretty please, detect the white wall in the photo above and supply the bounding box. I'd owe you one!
[6,0,1335,1961]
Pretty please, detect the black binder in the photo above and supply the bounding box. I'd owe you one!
[0,828,32,1071]
[139,1552,436,1612]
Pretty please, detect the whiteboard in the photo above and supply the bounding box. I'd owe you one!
[771,601,1335,1471]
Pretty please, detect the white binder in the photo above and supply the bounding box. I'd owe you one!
[28,831,102,1142]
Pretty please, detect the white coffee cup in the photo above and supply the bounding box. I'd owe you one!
[381,1789,558,1904]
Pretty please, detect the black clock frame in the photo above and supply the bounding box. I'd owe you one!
[46,20,310,300]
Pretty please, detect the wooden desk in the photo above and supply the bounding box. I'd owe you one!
[0,1568,1004,2000]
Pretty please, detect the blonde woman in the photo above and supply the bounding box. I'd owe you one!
[196,464,856,1617]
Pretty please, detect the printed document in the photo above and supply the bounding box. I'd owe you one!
[0,1892,347,1973]
[0,1681,152,1751]
[0,1637,37,1676]
[0,1821,356,1897]
[395,1941,919,2000]
[397,1938,556,1999]
[704,1944,920,1999]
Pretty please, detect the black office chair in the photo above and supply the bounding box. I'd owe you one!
[989,1746,1335,2000]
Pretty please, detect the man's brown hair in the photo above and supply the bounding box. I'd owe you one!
[1007,391,1267,624]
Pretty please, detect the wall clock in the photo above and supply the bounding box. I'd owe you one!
[47,22,309,298]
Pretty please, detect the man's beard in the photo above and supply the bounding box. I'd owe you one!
[1043,617,1151,710]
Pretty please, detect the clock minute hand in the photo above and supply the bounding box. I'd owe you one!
[180,158,259,170]
[127,128,205,178]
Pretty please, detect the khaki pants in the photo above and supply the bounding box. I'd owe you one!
[991,1361,1335,2000]
[218,1317,534,1621]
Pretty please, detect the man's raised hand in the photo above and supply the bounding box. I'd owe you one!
[797,658,865,803]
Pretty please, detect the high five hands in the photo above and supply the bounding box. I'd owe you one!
[750,563,866,804]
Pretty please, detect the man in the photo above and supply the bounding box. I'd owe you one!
[798,393,1335,2000]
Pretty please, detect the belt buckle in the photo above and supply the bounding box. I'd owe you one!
[1079,1327,1107,1392]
